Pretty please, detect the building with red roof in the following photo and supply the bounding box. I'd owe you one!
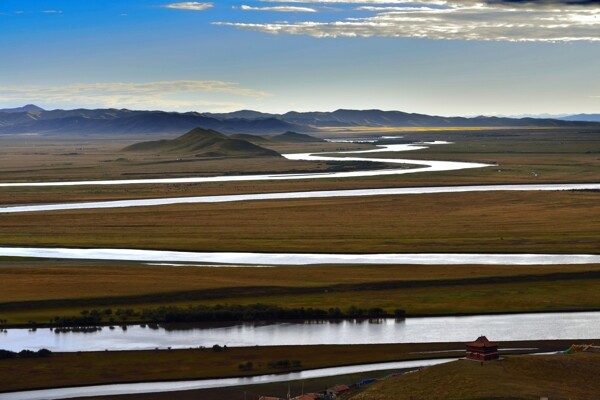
[466,336,499,361]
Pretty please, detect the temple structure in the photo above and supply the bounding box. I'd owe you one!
[466,336,499,361]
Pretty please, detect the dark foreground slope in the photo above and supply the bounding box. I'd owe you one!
[354,352,600,400]
[123,128,281,158]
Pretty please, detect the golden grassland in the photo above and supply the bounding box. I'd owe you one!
[0,341,586,393]
[0,128,598,324]
[4,262,600,304]
[352,352,600,400]
[0,128,598,206]
[0,137,370,184]
[1,261,600,325]
[0,191,597,254]
[195,278,600,315]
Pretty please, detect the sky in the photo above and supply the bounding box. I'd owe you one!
[0,0,599,116]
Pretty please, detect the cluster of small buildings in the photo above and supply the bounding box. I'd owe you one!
[259,384,351,400]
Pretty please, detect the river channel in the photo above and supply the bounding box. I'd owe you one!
[3,312,600,353]
[0,358,455,400]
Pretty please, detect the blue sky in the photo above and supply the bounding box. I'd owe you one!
[0,0,599,115]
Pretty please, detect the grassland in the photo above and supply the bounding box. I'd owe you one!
[352,352,600,400]
[0,190,597,254]
[0,128,597,207]
[0,341,585,393]
[0,128,598,325]
[1,260,600,325]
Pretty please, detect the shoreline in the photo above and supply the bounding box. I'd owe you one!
[3,307,600,330]
[0,340,590,395]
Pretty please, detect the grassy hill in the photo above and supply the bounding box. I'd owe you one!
[230,131,325,144]
[352,352,600,400]
[123,127,281,158]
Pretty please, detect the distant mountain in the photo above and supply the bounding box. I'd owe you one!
[0,106,597,136]
[123,127,281,158]
[0,108,306,136]
[207,108,600,128]
[277,109,600,128]
[204,110,276,120]
[560,114,600,123]
[0,104,45,113]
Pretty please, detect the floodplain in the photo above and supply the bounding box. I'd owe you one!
[0,126,598,397]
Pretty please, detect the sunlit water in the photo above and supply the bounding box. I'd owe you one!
[0,142,490,188]
[0,358,454,400]
[0,247,598,265]
[3,312,600,353]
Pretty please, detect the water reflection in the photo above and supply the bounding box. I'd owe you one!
[2,312,600,353]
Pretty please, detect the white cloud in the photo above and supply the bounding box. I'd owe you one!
[42,10,63,14]
[240,5,318,12]
[260,0,448,3]
[164,2,214,11]
[0,81,271,111]
[215,0,600,41]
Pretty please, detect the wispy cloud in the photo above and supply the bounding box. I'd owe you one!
[164,2,214,11]
[240,5,318,12]
[216,0,600,41]
[42,10,63,14]
[259,0,448,4]
[0,81,271,111]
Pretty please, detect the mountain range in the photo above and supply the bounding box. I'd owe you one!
[0,105,598,136]
[560,114,600,123]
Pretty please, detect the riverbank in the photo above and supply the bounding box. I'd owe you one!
[0,340,585,394]
[2,260,600,327]
[1,190,598,254]
[352,352,600,400]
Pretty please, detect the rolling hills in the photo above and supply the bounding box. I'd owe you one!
[1,105,599,137]
[123,127,281,158]
[211,108,600,128]
[0,108,305,136]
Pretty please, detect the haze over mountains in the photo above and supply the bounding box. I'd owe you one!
[0,105,598,136]
[559,114,600,123]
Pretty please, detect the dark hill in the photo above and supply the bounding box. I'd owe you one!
[0,109,307,136]
[0,104,45,113]
[123,128,281,158]
[270,131,325,143]
[231,132,324,144]
[230,133,271,143]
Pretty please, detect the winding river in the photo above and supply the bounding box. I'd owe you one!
[0,358,455,400]
[1,182,598,214]
[0,142,490,187]
[0,247,599,265]
[0,139,599,398]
